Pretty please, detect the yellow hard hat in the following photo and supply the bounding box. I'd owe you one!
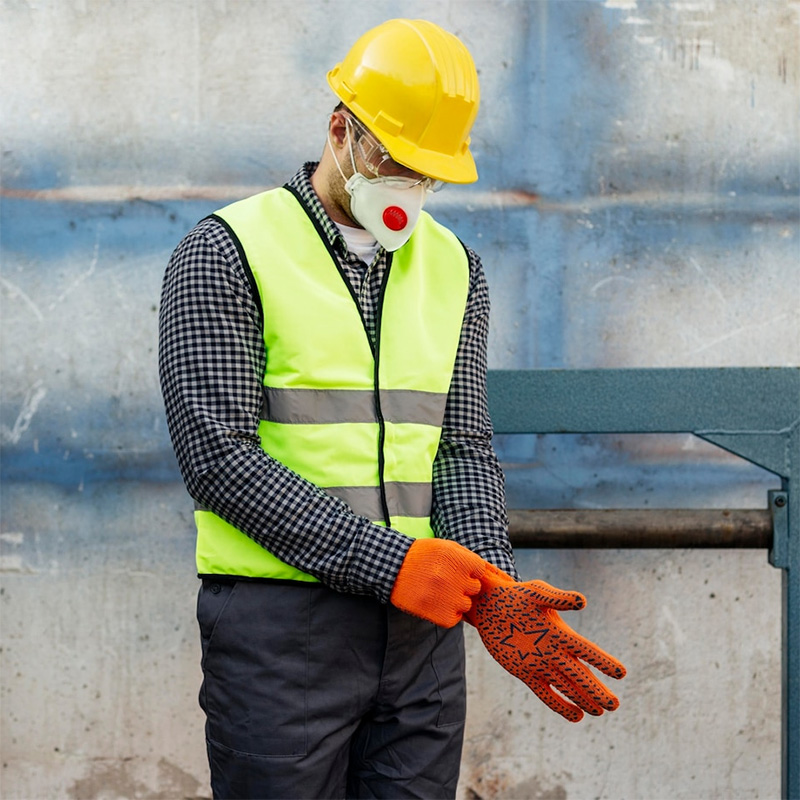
[327,19,480,184]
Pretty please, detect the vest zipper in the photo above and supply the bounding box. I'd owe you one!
[373,254,393,528]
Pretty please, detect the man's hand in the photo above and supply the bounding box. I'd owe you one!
[467,564,626,722]
[390,539,626,723]
[390,538,487,628]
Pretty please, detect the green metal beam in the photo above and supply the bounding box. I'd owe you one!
[488,368,798,477]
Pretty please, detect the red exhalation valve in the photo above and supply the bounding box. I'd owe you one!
[382,206,408,231]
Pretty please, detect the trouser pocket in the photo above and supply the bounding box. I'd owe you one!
[432,623,467,727]
[197,580,311,757]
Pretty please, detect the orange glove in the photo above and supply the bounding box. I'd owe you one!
[467,564,626,723]
[390,538,487,628]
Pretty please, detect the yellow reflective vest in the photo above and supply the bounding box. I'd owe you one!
[195,187,470,580]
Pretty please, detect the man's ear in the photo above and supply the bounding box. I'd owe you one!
[328,112,349,149]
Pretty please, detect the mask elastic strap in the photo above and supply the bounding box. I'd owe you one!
[327,119,360,192]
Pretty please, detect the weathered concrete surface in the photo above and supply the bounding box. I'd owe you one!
[1,0,797,797]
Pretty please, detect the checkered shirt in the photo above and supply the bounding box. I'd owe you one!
[158,163,518,602]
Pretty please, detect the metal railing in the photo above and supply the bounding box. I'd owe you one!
[507,507,772,548]
[488,367,799,800]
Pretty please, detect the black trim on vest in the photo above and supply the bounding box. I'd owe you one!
[199,573,314,586]
[207,213,265,333]
[373,252,394,528]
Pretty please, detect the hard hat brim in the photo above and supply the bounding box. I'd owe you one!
[377,132,479,185]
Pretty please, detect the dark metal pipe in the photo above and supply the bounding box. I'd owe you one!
[507,508,772,549]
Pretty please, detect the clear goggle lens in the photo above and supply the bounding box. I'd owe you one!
[346,116,443,193]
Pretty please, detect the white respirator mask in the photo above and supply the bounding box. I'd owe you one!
[327,118,436,252]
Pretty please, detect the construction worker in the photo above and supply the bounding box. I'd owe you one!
[159,18,625,800]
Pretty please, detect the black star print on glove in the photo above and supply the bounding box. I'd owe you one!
[467,563,626,722]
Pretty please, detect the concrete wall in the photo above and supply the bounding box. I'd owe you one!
[1,1,797,797]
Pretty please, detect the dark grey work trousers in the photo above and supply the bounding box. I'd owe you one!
[197,578,467,800]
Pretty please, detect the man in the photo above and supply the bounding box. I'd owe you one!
[159,18,624,800]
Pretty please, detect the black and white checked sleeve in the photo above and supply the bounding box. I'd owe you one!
[158,216,412,602]
[431,246,520,580]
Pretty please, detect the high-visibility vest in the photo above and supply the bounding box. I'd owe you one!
[195,187,470,580]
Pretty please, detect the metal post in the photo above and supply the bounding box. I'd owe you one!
[770,439,800,800]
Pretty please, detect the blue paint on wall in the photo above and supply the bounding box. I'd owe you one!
[1,197,220,263]
[1,194,795,491]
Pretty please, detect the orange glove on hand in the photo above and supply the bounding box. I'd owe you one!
[390,538,487,628]
[467,564,626,723]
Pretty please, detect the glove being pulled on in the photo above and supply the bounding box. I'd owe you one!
[390,537,487,628]
[467,564,626,722]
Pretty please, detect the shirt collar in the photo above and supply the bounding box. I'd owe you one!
[286,162,348,254]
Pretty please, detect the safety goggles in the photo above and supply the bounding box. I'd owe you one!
[346,115,443,192]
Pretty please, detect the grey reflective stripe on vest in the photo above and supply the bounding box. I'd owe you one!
[262,387,447,426]
[326,482,432,520]
[262,388,375,424]
[195,482,431,521]
[381,390,448,426]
